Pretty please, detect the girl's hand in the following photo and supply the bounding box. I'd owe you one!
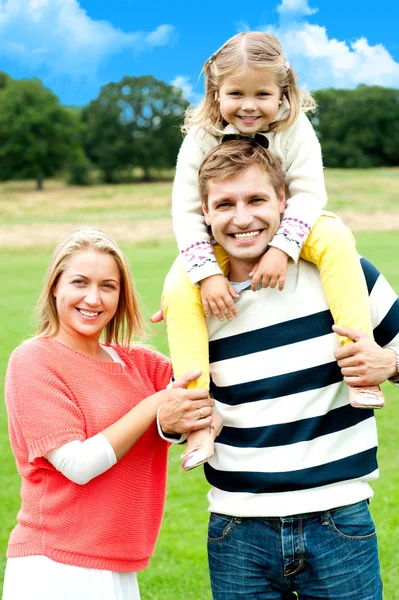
[249,248,289,292]
[200,274,240,321]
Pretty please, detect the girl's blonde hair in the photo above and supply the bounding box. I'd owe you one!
[36,227,145,346]
[183,31,317,134]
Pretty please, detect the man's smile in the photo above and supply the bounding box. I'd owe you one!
[229,230,262,240]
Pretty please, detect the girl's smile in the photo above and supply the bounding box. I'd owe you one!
[218,67,282,133]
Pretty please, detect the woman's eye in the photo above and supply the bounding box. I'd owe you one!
[102,283,116,290]
[72,279,85,285]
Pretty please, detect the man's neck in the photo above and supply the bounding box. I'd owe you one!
[228,259,257,283]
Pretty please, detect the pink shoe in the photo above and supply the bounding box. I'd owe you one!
[349,385,385,409]
[181,422,223,471]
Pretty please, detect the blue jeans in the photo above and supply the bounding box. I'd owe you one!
[207,500,382,599]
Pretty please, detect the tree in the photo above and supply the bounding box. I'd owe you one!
[311,85,399,168]
[0,76,82,189]
[83,75,189,182]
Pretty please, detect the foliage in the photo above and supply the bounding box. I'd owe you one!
[0,75,83,189]
[83,75,188,182]
[311,85,399,168]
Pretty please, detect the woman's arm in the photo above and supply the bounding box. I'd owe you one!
[47,383,212,484]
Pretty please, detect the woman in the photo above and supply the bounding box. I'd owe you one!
[3,228,212,600]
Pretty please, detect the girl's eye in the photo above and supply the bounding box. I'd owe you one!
[229,92,241,97]
[258,92,269,97]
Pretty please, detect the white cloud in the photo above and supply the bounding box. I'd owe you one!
[171,75,203,104]
[265,2,399,89]
[277,0,318,17]
[0,0,175,79]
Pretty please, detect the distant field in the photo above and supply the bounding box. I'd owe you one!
[0,169,399,598]
[0,167,399,250]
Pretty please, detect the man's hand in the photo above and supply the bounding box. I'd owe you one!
[333,325,397,386]
[159,370,214,434]
[150,298,166,325]
[200,274,240,321]
[249,247,289,292]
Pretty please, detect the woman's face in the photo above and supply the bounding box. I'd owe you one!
[52,249,121,343]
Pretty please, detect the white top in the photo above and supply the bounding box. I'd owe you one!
[172,98,327,284]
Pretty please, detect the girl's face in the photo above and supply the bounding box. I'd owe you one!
[52,249,121,345]
[218,67,282,133]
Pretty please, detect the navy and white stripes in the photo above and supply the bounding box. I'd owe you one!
[205,259,398,517]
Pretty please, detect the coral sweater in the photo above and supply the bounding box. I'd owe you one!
[5,337,173,572]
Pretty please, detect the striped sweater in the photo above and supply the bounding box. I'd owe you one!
[205,258,399,517]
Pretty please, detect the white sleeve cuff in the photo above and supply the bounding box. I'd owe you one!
[47,433,117,485]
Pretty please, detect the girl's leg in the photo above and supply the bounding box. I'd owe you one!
[300,214,384,409]
[162,247,229,470]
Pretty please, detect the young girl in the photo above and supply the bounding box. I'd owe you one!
[163,31,384,471]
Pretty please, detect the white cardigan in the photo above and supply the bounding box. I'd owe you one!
[172,99,327,284]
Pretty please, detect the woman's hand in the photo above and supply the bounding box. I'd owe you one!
[200,274,240,321]
[158,372,213,434]
[249,248,289,292]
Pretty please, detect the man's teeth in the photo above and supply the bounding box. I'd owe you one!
[79,309,99,317]
[233,231,260,239]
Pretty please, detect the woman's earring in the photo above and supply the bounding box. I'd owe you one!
[279,100,282,105]
[217,97,220,102]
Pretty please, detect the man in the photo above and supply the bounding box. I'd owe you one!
[160,138,399,600]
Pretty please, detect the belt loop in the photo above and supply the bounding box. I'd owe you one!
[321,511,329,526]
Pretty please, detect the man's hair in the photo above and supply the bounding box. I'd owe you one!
[198,139,285,206]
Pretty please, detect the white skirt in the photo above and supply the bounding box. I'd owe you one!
[3,556,140,600]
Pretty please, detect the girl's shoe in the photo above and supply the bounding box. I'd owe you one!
[181,415,223,471]
[349,385,385,409]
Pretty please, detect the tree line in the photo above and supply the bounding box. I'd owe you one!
[0,71,398,189]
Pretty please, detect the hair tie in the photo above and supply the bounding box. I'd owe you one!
[221,133,269,150]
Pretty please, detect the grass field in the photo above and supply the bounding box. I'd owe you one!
[1,169,399,598]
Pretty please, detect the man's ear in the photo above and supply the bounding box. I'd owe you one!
[202,202,211,226]
[278,187,286,215]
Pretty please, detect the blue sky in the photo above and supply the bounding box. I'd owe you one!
[0,0,398,106]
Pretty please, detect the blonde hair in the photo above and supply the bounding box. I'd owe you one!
[36,228,145,346]
[183,31,317,134]
[198,138,285,207]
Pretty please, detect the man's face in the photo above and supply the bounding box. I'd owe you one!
[202,164,285,274]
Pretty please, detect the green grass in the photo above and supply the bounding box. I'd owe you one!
[1,232,399,598]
